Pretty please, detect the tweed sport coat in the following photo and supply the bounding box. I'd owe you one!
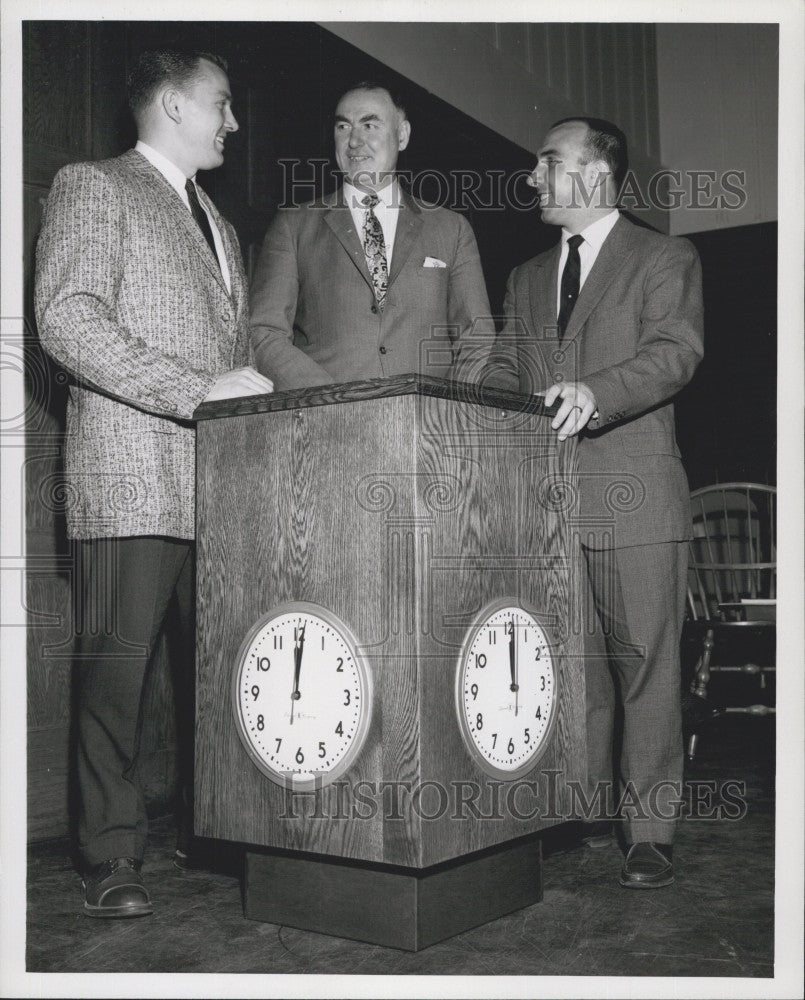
[249,187,494,390]
[35,149,250,540]
[486,214,704,548]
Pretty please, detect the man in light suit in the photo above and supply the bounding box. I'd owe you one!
[35,49,273,917]
[486,118,704,888]
[250,82,493,389]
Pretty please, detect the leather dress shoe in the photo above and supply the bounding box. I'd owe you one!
[580,821,616,849]
[620,842,674,889]
[173,847,202,872]
[82,857,153,918]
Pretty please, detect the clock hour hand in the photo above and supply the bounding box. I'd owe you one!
[508,617,519,716]
[290,622,305,724]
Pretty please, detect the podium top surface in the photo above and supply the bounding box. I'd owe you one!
[194,373,558,422]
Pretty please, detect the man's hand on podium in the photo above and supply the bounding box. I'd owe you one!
[203,366,274,403]
[543,381,597,442]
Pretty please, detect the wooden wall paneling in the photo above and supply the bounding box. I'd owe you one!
[615,27,636,156]
[23,21,92,165]
[498,24,530,74]
[639,25,659,161]
[90,21,132,161]
[545,24,568,96]
[581,25,602,117]
[528,24,550,89]
[564,23,586,109]
[599,24,620,138]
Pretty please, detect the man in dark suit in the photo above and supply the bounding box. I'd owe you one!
[250,82,493,389]
[35,49,273,917]
[486,117,703,888]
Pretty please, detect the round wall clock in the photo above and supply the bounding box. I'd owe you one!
[455,599,557,779]
[232,602,372,790]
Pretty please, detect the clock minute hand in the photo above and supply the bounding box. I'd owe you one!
[508,617,519,716]
[290,623,305,724]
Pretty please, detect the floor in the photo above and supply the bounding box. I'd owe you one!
[22,712,778,987]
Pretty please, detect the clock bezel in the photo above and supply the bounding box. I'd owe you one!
[232,600,373,791]
[454,597,559,781]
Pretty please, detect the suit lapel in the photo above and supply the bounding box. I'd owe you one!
[562,216,636,345]
[388,192,423,287]
[323,189,374,292]
[126,151,230,297]
[529,247,560,342]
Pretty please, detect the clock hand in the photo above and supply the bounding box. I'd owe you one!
[290,622,305,724]
[508,617,519,716]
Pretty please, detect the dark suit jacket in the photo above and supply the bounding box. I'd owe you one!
[35,149,250,539]
[250,186,493,390]
[486,214,704,548]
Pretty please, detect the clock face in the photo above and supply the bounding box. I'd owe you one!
[455,601,557,780]
[232,602,372,790]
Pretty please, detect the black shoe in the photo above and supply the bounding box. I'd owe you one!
[620,842,674,889]
[173,847,202,872]
[82,857,153,918]
[580,821,616,849]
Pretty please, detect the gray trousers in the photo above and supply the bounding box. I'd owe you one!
[582,540,688,844]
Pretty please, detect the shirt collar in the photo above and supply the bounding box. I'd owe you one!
[562,209,620,253]
[344,177,401,210]
[135,140,191,199]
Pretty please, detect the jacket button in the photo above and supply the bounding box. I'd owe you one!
[371,304,378,314]
[379,345,387,355]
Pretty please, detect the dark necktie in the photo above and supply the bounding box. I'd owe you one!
[185,178,220,271]
[361,193,388,310]
[558,234,584,338]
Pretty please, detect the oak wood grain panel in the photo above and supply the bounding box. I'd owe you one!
[414,395,585,866]
[28,724,71,841]
[195,396,424,864]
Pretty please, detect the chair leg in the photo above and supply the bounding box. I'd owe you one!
[691,627,715,701]
[687,732,699,760]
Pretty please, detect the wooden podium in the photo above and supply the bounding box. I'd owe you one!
[194,374,585,950]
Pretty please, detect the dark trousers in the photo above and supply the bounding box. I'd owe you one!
[582,541,688,844]
[74,536,194,868]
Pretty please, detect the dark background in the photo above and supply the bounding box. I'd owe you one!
[23,21,776,843]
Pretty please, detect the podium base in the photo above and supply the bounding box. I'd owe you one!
[244,836,543,951]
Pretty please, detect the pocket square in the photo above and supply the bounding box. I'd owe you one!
[423,256,447,268]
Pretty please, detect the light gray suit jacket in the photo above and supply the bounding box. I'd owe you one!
[486,215,704,548]
[35,149,250,539]
[249,187,494,390]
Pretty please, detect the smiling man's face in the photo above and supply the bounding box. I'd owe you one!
[334,87,410,192]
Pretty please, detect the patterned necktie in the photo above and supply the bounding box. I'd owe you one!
[361,193,388,310]
[558,234,584,338]
[185,178,221,271]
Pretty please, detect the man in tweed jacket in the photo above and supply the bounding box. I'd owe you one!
[35,49,272,918]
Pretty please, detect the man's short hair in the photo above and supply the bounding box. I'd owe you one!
[128,49,228,119]
[338,81,407,119]
[552,116,628,191]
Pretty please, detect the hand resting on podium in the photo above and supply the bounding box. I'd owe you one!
[203,366,274,402]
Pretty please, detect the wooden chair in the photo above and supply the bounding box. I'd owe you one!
[685,483,776,758]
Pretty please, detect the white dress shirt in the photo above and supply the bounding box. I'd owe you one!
[343,178,402,270]
[135,140,231,293]
[555,209,620,319]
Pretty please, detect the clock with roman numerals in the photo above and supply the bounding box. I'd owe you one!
[232,602,372,790]
[455,599,557,780]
